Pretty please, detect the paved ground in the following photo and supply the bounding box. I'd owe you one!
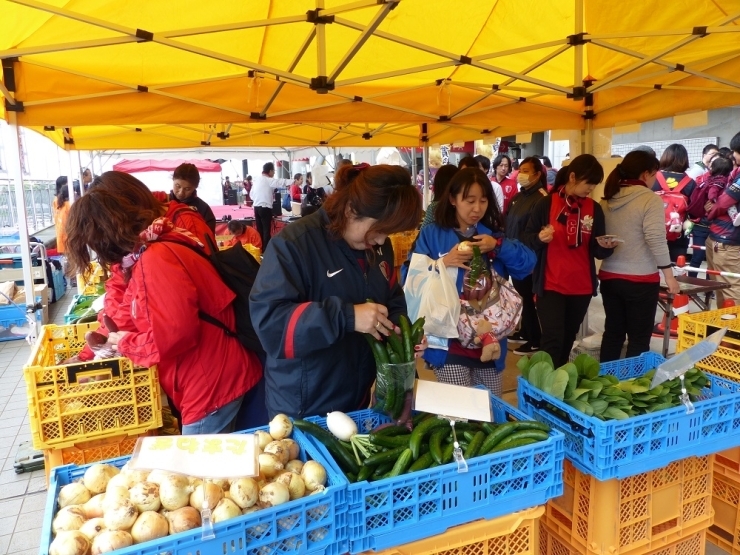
[0,289,729,555]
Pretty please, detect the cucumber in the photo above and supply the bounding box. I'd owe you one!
[399,315,413,362]
[482,422,497,435]
[372,424,409,437]
[356,464,374,482]
[464,431,486,459]
[429,427,448,465]
[479,430,502,455]
[410,417,449,459]
[442,443,455,464]
[372,462,394,479]
[463,431,476,442]
[387,342,402,365]
[410,317,425,347]
[362,446,407,467]
[494,430,549,448]
[481,421,550,452]
[293,420,360,474]
[387,332,405,361]
[413,412,433,426]
[369,433,412,449]
[409,451,435,472]
[487,438,539,454]
[388,448,414,477]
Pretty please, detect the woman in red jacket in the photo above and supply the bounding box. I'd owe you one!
[66,172,262,434]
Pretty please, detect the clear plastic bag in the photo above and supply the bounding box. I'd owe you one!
[373,361,416,426]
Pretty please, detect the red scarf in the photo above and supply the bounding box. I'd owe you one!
[553,191,595,248]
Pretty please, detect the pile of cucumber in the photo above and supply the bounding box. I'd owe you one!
[294,413,550,483]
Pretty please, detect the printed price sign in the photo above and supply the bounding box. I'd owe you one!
[413,380,492,422]
[129,434,259,478]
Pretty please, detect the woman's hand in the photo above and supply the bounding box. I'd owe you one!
[470,234,498,253]
[443,244,473,269]
[414,335,428,359]
[663,271,681,295]
[539,225,554,243]
[106,331,130,350]
[354,302,398,340]
[596,236,620,249]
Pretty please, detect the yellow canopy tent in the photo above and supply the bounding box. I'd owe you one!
[1,0,739,149]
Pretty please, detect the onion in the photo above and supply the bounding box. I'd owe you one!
[105,473,132,491]
[326,411,358,442]
[50,531,90,555]
[264,441,290,465]
[91,530,133,555]
[103,498,138,531]
[281,439,300,461]
[130,511,169,544]
[163,506,201,534]
[211,478,230,491]
[276,471,306,500]
[52,506,87,533]
[211,498,241,523]
[146,469,176,486]
[189,482,223,510]
[285,460,304,474]
[58,482,91,508]
[255,430,273,451]
[102,487,129,512]
[259,482,290,507]
[309,485,327,495]
[84,464,120,494]
[129,482,161,512]
[83,494,106,519]
[269,414,293,440]
[229,478,259,509]
[79,518,107,540]
[126,468,151,484]
[242,505,261,515]
[301,461,327,492]
[159,474,191,510]
[259,453,284,478]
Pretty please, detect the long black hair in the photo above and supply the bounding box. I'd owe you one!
[431,164,458,202]
[435,168,504,232]
[551,154,604,194]
[603,150,659,200]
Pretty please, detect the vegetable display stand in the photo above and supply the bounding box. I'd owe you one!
[41,426,349,555]
[24,323,163,450]
[63,294,102,323]
[542,457,713,555]
[708,467,740,555]
[540,518,707,555]
[42,429,155,485]
[366,505,543,555]
[715,447,740,483]
[389,230,419,268]
[518,352,740,480]
[677,305,740,379]
[305,396,564,553]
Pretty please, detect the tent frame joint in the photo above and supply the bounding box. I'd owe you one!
[201,140,210,146]
[568,86,587,100]
[438,115,450,122]
[567,33,589,46]
[306,9,335,25]
[137,85,148,92]
[217,132,230,139]
[4,99,23,112]
[362,132,371,139]
[135,29,154,41]
[692,26,708,36]
[459,55,472,64]
[310,76,335,93]
[250,112,267,120]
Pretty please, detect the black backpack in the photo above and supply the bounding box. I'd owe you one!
[164,236,265,356]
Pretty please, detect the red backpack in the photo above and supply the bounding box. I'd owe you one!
[655,172,692,241]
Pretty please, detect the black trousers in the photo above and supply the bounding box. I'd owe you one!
[512,275,541,346]
[600,279,660,363]
[254,206,274,250]
[667,235,689,264]
[536,291,592,368]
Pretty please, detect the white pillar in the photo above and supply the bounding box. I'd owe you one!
[66,150,84,296]
[2,113,38,338]
[422,145,430,209]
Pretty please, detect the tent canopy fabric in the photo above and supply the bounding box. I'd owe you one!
[3,0,740,149]
[112,158,222,173]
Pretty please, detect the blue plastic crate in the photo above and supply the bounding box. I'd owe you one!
[0,303,29,342]
[305,394,564,553]
[40,426,349,555]
[518,351,740,480]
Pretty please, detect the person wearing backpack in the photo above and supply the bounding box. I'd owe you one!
[65,172,263,434]
[652,144,697,262]
[249,164,424,419]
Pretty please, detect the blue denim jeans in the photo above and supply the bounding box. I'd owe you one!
[181,396,244,435]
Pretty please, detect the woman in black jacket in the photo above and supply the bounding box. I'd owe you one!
[170,163,217,233]
[522,154,617,368]
[504,156,548,355]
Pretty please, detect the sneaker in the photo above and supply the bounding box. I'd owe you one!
[508,331,527,344]
[733,211,740,227]
[513,342,539,355]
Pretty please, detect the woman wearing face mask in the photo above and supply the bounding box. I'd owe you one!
[522,154,616,368]
[504,157,548,354]
[170,163,216,234]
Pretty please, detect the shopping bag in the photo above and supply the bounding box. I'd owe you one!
[404,253,460,338]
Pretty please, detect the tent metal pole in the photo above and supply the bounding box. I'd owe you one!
[66,150,83,296]
[411,147,417,192]
[316,0,327,78]
[422,144,430,210]
[3,113,38,339]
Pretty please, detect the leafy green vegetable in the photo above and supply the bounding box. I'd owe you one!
[561,363,579,400]
[528,361,552,390]
[517,355,531,379]
[543,368,570,400]
[589,399,609,415]
[573,353,600,379]
[604,407,629,420]
[529,351,554,370]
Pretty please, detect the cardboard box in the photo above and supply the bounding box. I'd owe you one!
[13,284,49,324]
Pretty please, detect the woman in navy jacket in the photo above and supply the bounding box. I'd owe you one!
[250,164,423,418]
[406,168,536,396]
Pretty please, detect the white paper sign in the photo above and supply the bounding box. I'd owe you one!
[129,434,259,479]
[413,380,492,422]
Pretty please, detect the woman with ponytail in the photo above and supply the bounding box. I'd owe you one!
[599,150,680,362]
[250,164,424,417]
[522,154,616,368]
